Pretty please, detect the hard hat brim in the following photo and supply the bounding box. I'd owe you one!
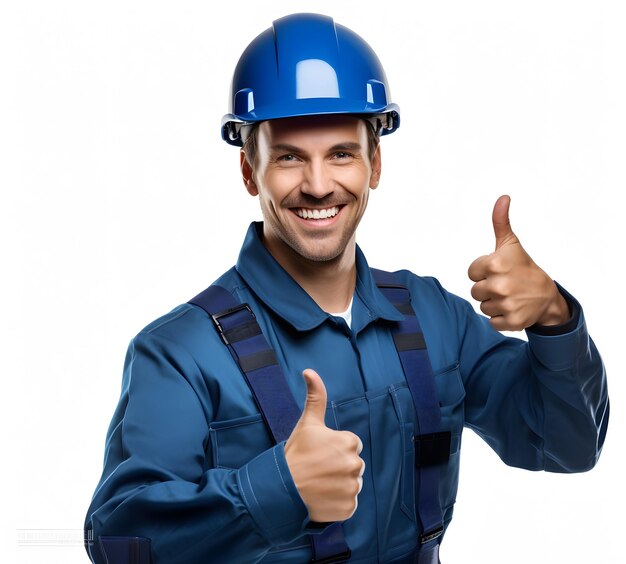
[222,101,400,147]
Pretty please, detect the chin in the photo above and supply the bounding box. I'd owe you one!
[296,242,347,263]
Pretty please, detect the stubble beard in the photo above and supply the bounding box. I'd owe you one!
[263,208,357,265]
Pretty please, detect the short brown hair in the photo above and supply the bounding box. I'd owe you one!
[241,118,380,169]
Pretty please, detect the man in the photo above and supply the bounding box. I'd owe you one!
[85,13,609,564]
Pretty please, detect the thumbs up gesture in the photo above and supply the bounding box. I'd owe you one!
[467,195,570,331]
[284,369,365,523]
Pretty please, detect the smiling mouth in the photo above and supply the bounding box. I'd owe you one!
[293,206,342,220]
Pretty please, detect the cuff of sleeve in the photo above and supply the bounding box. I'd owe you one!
[526,281,581,336]
[526,284,588,371]
[237,441,313,545]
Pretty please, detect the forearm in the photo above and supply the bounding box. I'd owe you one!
[461,291,608,472]
[87,469,267,564]
[85,442,311,564]
[526,301,609,472]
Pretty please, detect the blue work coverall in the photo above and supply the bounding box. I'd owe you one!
[85,222,609,563]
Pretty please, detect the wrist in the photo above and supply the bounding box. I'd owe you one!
[536,286,570,326]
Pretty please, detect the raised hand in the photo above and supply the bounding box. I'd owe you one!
[467,195,569,331]
[284,368,365,523]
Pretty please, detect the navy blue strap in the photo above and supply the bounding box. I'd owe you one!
[309,522,352,563]
[190,284,300,443]
[99,536,152,564]
[371,269,450,549]
[189,284,351,563]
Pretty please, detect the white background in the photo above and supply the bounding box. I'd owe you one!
[2,1,624,562]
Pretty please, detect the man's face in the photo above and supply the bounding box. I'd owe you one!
[240,114,381,266]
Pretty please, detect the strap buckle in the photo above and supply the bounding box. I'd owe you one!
[311,548,352,564]
[211,303,255,345]
[419,525,444,545]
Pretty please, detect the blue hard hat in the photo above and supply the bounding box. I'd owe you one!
[221,13,401,146]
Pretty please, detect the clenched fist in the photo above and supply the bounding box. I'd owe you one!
[284,369,365,523]
[468,195,570,332]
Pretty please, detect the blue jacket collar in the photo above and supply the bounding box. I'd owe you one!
[235,222,404,332]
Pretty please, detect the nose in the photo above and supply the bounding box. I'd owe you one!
[300,159,334,199]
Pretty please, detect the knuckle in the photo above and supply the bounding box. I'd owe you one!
[349,481,360,497]
[351,458,363,475]
[470,284,480,300]
[351,433,361,450]
[344,499,358,517]
[490,255,505,273]
[479,301,490,315]
[341,430,355,442]
[468,258,487,281]
[492,278,510,298]
[343,431,361,452]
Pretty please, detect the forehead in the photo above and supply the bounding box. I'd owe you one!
[258,115,367,147]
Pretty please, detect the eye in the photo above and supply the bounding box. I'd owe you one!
[333,151,354,160]
[277,154,299,162]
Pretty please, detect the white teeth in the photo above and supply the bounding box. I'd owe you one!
[296,206,339,220]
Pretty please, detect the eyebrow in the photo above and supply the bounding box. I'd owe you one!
[269,142,363,154]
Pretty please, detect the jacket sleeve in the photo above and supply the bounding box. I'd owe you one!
[84,331,320,564]
[452,283,609,473]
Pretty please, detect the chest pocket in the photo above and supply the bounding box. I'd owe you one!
[434,361,466,509]
[206,410,328,561]
[389,360,466,520]
[435,361,465,447]
[207,413,272,469]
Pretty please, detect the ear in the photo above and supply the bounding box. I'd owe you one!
[240,150,258,196]
[369,143,382,189]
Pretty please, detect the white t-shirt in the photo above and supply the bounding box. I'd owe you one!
[329,297,353,329]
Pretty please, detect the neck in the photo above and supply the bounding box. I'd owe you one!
[263,236,357,313]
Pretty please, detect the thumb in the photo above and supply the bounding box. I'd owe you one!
[299,369,328,426]
[492,194,515,250]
